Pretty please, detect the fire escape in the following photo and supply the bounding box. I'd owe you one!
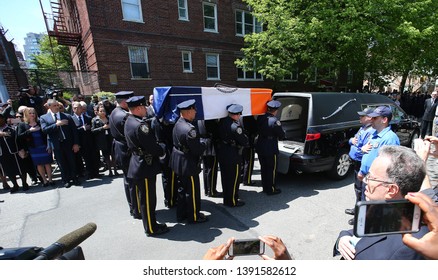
[40,0,81,47]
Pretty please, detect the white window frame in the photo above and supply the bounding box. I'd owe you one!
[235,10,262,36]
[178,0,189,21]
[121,0,144,23]
[282,68,299,82]
[237,60,263,81]
[128,46,150,79]
[203,2,217,33]
[206,53,220,80]
[182,51,193,73]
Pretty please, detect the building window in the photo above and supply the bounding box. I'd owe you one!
[178,0,188,21]
[283,68,299,82]
[121,0,143,22]
[182,51,192,72]
[235,10,262,36]
[237,61,263,81]
[128,46,150,79]
[203,2,217,32]
[206,53,220,80]
[347,68,353,84]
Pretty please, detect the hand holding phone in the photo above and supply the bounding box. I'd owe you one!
[354,200,422,237]
[228,238,265,257]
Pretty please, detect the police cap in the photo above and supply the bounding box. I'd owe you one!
[357,107,374,116]
[126,96,147,108]
[177,99,196,110]
[226,104,243,114]
[367,105,392,118]
[115,91,134,99]
[19,87,29,93]
[267,100,281,109]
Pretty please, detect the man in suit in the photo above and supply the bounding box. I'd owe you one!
[71,101,100,179]
[333,145,429,260]
[40,99,80,188]
[421,91,437,138]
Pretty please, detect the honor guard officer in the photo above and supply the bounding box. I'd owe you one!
[109,91,140,219]
[255,100,285,195]
[169,99,208,223]
[124,96,169,237]
[217,104,249,207]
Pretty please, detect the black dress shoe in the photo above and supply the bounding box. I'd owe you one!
[10,186,19,194]
[146,224,170,237]
[43,183,49,187]
[49,181,56,186]
[72,179,80,186]
[345,208,355,215]
[266,189,281,195]
[348,218,355,226]
[243,181,256,186]
[23,184,30,191]
[208,192,223,198]
[188,213,209,223]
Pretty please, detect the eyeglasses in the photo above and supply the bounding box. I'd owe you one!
[363,173,393,185]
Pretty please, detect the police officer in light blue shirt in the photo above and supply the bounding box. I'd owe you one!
[345,107,375,218]
[358,105,400,190]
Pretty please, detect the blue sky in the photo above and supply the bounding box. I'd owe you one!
[0,0,51,55]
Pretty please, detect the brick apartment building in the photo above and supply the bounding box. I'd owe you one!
[47,0,361,96]
[0,27,28,102]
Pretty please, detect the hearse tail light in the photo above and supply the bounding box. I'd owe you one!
[305,133,321,141]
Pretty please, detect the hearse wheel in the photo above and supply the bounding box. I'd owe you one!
[328,150,352,180]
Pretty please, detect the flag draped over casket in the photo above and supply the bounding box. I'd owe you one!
[153,86,273,122]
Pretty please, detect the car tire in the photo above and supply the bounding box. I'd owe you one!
[327,150,352,180]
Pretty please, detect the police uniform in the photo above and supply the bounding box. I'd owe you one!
[198,119,221,197]
[152,117,178,208]
[124,96,169,237]
[169,99,208,223]
[241,115,258,186]
[255,100,285,195]
[109,91,139,218]
[217,104,249,207]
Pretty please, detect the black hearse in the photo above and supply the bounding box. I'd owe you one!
[273,92,420,179]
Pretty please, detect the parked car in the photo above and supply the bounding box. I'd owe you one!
[273,92,420,179]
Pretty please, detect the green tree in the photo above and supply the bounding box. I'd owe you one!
[29,35,73,88]
[237,0,438,92]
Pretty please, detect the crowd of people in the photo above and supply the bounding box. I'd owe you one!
[0,85,120,192]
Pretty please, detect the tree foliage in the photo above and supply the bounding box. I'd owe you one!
[30,35,73,70]
[238,0,438,91]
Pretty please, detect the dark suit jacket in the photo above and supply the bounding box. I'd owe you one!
[333,226,428,260]
[16,121,47,149]
[71,113,93,146]
[40,112,79,149]
[423,98,437,121]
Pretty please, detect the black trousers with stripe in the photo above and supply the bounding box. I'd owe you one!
[259,154,279,194]
[177,175,202,222]
[133,176,159,234]
[219,161,241,206]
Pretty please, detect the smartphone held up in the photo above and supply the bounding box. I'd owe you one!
[354,200,422,237]
[228,239,265,257]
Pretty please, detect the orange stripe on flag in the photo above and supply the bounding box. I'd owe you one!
[250,88,272,115]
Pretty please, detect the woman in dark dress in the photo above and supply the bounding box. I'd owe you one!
[17,107,53,187]
[91,105,118,177]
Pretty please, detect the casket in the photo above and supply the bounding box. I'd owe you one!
[153,86,273,122]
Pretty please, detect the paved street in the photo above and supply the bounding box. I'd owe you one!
[1,156,436,260]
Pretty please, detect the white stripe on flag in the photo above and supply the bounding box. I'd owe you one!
[201,87,251,120]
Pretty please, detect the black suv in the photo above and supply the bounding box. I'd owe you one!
[273,92,420,179]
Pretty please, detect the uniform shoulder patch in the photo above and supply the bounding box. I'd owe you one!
[140,124,149,134]
[236,127,243,134]
[188,128,197,138]
[276,120,281,126]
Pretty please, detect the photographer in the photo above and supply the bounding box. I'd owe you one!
[203,235,293,260]
[333,145,429,260]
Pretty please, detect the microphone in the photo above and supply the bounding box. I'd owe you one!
[34,222,97,260]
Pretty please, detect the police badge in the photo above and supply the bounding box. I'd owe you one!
[276,120,281,126]
[140,124,149,134]
[236,127,243,134]
[189,129,197,138]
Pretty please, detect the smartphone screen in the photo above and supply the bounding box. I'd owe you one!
[229,239,264,256]
[354,200,421,237]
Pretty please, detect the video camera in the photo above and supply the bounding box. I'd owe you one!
[0,223,96,260]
